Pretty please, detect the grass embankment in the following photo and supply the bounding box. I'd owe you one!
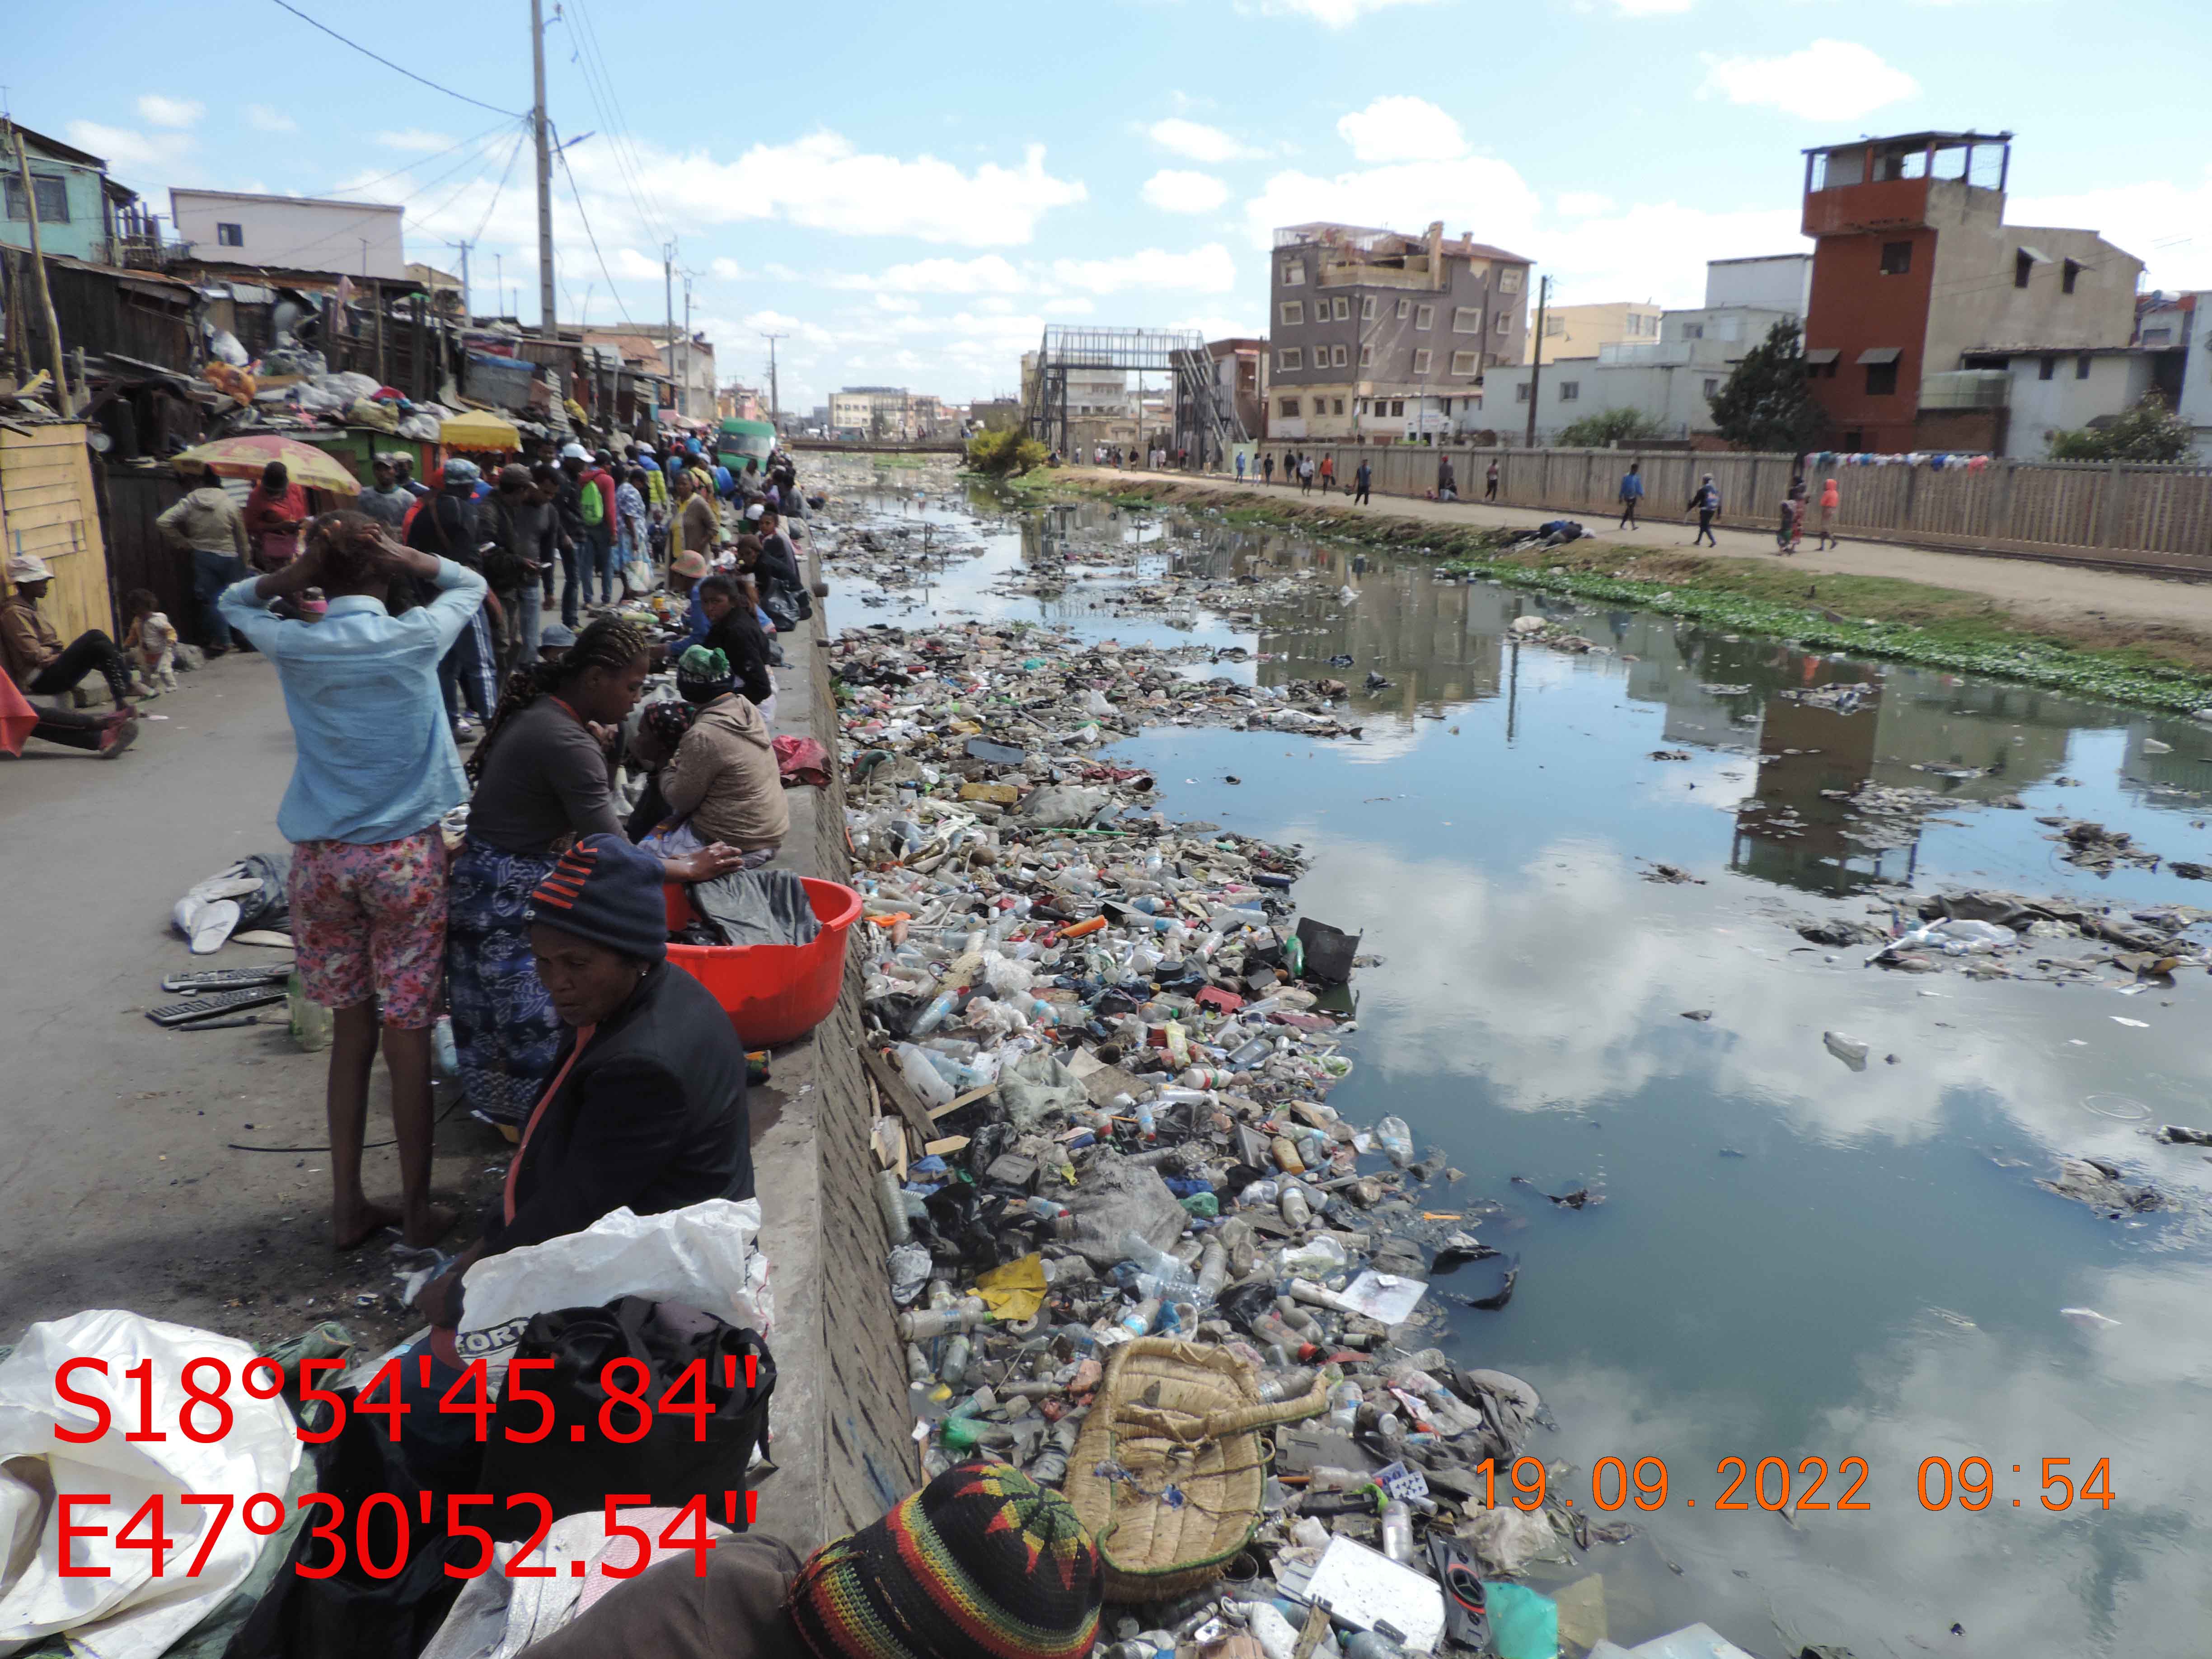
[1026,474,2212,716]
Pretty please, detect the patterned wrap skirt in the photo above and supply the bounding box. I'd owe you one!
[445,835,564,1124]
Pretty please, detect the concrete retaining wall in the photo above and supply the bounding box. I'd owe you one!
[746,558,919,1551]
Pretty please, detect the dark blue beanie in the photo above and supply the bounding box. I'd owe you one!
[525,833,668,962]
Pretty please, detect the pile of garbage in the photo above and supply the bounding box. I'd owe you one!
[1775,886,2211,984]
[834,620,1660,1659]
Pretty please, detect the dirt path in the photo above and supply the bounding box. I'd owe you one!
[1067,467,2212,646]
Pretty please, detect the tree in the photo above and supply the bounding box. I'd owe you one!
[2046,393,2197,463]
[1556,407,1671,448]
[965,427,1048,477]
[1707,319,1827,453]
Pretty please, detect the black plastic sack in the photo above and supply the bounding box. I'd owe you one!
[1294,916,1361,985]
[480,1297,774,1541]
[223,1388,468,1659]
[234,852,291,932]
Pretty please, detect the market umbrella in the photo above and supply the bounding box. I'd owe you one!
[175,434,361,496]
[440,409,521,452]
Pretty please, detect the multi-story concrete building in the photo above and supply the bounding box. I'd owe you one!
[1704,253,1812,314]
[1798,130,2142,452]
[1,125,139,266]
[1267,221,1532,442]
[1527,301,1661,366]
[170,188,406,278]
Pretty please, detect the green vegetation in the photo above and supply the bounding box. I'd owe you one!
[1555,407,1672,449]
[1707,319,1826,454]
[964,427,1049,477]
[2046,394,2197,463]
[1037,475,2212,715]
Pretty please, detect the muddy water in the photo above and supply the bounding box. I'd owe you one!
[820,459,2212,1657]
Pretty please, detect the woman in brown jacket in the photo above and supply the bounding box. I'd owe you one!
[658,654,788,867]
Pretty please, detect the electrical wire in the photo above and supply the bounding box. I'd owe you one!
[273,126,521,264]
[269,0,523,117]
[467,124,531,247]
[553,123,637,328]
[559,0,675,249]
[325,117,519,199]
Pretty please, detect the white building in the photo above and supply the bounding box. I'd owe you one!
[1703,253,1811,314]
[2175,295,2212,458]
[170,188,405,277]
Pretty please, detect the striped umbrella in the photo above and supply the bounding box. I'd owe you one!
[176,433,361,496]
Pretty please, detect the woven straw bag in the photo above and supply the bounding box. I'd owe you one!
[1065,1338,1328,1602]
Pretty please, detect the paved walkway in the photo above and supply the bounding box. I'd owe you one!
[1069,467,2212,642]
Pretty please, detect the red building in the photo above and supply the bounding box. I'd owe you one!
[1800,131,2142,453]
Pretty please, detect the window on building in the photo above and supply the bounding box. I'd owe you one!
[1453,306,1483,333]
[1396,298,1411,319]
[1281,262,1304,286]
[1450,350,1480,376]
[1332,398,1345,415]
[1558,380,1580,401]
[1333,296,1351,321]
[1279,300,1303,326]
[1544,314,1564,336]
[3,173,70,223]
[216,221,244,246]
[1411,347,1433,375]
[1389,399,1404,416]
[2015,250,2034,289]
[1415,304,1435,331]
[2063,258,2081,294]
[1515,383,1531,403]
[1330,343,1347,367]
[1278,347,1302,372]
[2077,354,2092,379]
[2038,356,2057,381]
[1704,378,1720,397]
[1495,312,1511,335]
[1360,296,1376,320]
[1865,360,1899,396]
[1499,268,1522,294]
[1880,240,1912,276]
[1279,397,1302,417]
[2142,326,2173,344]
[1359,342,1373,367]
[1681,323,1704,340]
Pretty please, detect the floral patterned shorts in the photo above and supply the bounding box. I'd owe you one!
[289,829,448,1027]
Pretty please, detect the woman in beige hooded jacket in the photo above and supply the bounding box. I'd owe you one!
[660,689,788,858]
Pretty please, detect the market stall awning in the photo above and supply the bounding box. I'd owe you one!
[440,409,521,452]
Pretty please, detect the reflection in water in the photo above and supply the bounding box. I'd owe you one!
[822,464,2212,1655]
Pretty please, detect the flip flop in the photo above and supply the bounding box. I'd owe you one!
[173,896,241,954]
[1427,1533,1490,1652]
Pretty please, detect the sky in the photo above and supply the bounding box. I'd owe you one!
[13,0,2212,414]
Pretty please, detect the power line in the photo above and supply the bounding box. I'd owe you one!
[274,129,519,263]
[269,0,523,117]
[469,125,531,246]
[552,125,635,328]
[325,117,520,200]
[559,0,673,249]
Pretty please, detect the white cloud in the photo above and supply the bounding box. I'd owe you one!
[1556,191,1617,217]
[1142,169,1230,214]
[710,258,753,280]
[874,293,922,313]
[840,254,1031,295]
[661,133,1084,247]
[1147,118,1263,164]
[1041,295,1097,317]
[1049,244,1238,295]
[375,128,456,152]
[1242,157,1545,254]
[244,104,296,133]
[1612,0,1692,14]
[136,95,202,129]
[2013,168,2212,291]
[1243,0,1439,26]
[64,120,191,178]
[1699,40,1920,121]
[1335,95,1467,164]
[1538,201,1807,307]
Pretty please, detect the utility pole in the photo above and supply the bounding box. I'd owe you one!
[681,273,694,423]
[662,243,677,420]
[449,240,471,322]
[530,0,557,339]
[760,330,787,427]
[8,121,71,411]
[1523,273,1549,451]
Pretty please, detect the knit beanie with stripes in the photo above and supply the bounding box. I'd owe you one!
[523,833,669,963]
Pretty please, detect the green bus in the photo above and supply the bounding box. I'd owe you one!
[715,417,777,478]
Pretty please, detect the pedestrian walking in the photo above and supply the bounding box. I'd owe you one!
[1354,457,1372,505]
[1485,458,1500,501]
[1263,452,1275,486]
[1319,454,1335,493]
[1236,450,1247,483]
[218,512,487,1250]
[155,459,251,655]
[1781,473,1809,555]
[1617,460,1645,528]
[1298,455,1315,494]
[1687,473,1720,546]
[1817,475,1840,549]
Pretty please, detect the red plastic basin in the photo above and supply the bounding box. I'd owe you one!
[664,876,862,1047]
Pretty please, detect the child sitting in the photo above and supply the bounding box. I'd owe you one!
[122,589,178,694]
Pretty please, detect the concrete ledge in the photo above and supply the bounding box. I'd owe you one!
[742,559,919,1551]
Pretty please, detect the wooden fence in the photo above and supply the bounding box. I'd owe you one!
[1252,444,2212,574]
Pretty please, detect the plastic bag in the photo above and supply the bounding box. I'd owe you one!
[455,1199,769,1388]
[1483,1580,1559,1659]
[0,1311,303,1659]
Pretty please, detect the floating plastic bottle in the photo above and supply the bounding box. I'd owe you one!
[1373,1115,1414,1166]
[895,1042,956,1108]
[1380,1498,1414,1563]
[875,1170,914,1245]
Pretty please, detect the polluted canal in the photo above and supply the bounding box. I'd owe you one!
[817,456,2212,1659]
